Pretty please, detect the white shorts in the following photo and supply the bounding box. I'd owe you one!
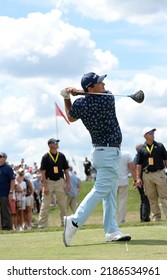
[26,195,33,207]
[21,196,26,210]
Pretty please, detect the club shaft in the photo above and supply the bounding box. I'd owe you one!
[73,91,128,97]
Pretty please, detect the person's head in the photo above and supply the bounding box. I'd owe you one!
[142,127,156,143]
[81,72,107,93]
[48,138,60,150]
[17,167,25,177]
[0,152,7,165]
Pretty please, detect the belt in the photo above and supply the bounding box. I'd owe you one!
[93,143,120,148]
[144,169,162,174]
[48,178,60,181]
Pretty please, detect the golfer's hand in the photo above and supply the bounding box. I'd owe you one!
[66,87,79,96]
[60,88,70,99]
[60,87,77,99]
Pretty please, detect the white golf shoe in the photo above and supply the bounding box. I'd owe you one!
[105,231,131,242]
[63,216,77,247]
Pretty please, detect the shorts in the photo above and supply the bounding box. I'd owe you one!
[26,195,33,207]
[16,197,26,210]
[9,199,16,215]
[21,197,26,210]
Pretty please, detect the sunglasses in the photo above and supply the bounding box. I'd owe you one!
[147,131,154,135]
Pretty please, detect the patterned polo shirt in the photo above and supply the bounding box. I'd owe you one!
[69,91,122,144]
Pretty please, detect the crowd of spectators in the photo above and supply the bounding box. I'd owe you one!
[0,156,81,231]
[0,158,43,231]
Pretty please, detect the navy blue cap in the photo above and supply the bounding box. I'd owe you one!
[81,72,107,92]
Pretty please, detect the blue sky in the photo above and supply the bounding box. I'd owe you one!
[0,0,167,178]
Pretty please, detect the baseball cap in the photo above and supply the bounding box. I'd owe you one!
[81,72,107,92]
[142,127,156,136]
[18,167,25,173]
[0,152,7,158]
[48,138,60,145]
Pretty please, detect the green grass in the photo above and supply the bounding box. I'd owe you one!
[0,226,167,260]
[0,179,167,260]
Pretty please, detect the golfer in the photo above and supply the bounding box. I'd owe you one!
[60,72,131,246]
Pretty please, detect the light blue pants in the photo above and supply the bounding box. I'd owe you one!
[72,146,121,234]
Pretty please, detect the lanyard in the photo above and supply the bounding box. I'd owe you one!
[146,144,154,154]
[48,151,59,163]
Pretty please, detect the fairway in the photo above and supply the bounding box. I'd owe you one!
[0,225,167,260]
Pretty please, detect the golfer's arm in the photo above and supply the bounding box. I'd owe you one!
[64,99,78,122]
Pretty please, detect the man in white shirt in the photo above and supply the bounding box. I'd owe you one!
[117,151,136,224]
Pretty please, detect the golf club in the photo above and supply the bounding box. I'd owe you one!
[73,90,144,104]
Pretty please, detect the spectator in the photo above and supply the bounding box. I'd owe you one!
[136,127,167,221]
[66,166,81,214]
[74,171,82,203]
[24,171,34,229]
[61,71,131,246]
[33,173,43,213]
[91,166,97,181]
[83,157,92,181]
[38,138,70,228]
[9,182,17,230]
[117,150,136,224]
[15,168,27,231]
[0,152,15,230]
[134,144,150,222]
[33,162,38,172]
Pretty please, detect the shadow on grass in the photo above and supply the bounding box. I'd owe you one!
[71,239,167,247]
[129,239,167,245]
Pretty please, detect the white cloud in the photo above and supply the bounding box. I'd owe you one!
[0,10,96,77]
[0,2,167,179]
[92,49,119,73]
[52,0,167,24]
